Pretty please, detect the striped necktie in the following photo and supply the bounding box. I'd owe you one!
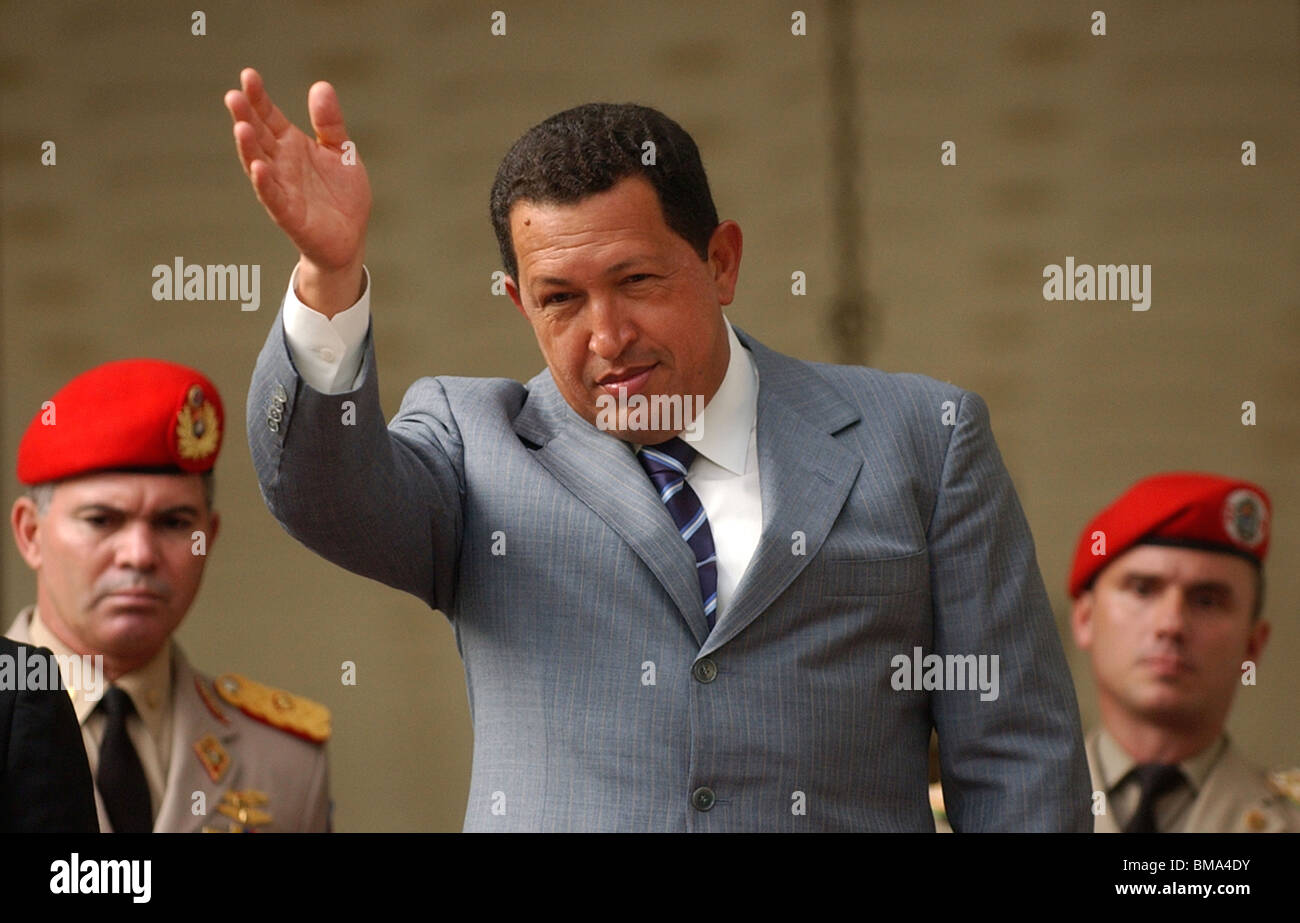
[637,438,719,628]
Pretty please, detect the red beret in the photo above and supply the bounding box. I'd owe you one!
[1068,472,1270,598]
[17,359,224,485]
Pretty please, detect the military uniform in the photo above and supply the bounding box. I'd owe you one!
[6,607,330,832]
[1087,728,1300,833]
[10,359,333,832]
[1069,472,1298,833]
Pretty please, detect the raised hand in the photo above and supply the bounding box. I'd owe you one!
[224,68,371,316]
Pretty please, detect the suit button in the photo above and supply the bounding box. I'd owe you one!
[691,787,716,812]
[267,418,280,433]
[692,658,718,683]
[273,382,288,403]
[268,406,283,423]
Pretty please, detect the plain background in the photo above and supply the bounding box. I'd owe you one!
[2,0,1296,830]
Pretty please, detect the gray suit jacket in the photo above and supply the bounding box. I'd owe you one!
[249,310,1090,831]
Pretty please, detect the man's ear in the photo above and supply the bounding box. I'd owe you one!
[11,496,43,570]
[707,220,743,307]
[505,275,526,316]
[206,511,221,550]
[1245,618,1270,664]
[1070,592,1094,650]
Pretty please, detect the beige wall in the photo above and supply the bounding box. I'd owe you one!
[2,0,1296,830]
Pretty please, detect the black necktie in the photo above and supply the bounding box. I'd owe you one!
[1122,763,1184,833]
[97,686,153,833]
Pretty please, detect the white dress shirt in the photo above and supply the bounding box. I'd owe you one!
[281,270,763,625]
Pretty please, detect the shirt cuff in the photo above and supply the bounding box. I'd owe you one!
[282,265,371,394]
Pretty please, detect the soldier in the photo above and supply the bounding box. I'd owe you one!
[7,359,332,832]
[1068,472,1300,832]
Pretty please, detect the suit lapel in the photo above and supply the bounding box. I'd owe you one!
[703,332,862,654]
[515,373,710,645]
[512,331,864,652]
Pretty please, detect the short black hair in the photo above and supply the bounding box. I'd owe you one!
[489,103,719,283]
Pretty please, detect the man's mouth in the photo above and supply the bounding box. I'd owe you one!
[597,364,657,396]
[1139,654,1191,676]
[101,588,165,606]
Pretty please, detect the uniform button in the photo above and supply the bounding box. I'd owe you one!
[691,787,716,812]
[317,347,337,363]
[692,658,718,683]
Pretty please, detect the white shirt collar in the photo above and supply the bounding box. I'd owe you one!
[685,317,758,476]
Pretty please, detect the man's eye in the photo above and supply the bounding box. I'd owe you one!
[541,292,572,306]
[623,274,651,284]
[84,515,110,527]
[163,518,194,531]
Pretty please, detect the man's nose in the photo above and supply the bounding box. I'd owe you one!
[1151,588,1189,639]
[587,294,636,359]
[114,522,159,571]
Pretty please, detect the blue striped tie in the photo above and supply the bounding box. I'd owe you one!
[637,438,719,628]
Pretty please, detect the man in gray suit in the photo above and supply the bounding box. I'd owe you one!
[225,68,1090,831]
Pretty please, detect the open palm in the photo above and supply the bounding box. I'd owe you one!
[225,68,371,272]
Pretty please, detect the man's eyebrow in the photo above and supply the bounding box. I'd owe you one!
[532,258,654,288]
[153,505,201,517]
[1120,570,1165,583]
[71,503,125,515]
[1121,571,1235,594]
[70,503,200,517]
[1184,580,1235,596]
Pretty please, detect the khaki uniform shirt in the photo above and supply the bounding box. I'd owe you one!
[1086,727,1300,833]
[7,607,331,832]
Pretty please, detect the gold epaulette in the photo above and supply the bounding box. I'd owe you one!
[214,674,331,743]
[1268,768,1300,805]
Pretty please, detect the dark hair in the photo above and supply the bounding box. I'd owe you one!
[489,103,719,282]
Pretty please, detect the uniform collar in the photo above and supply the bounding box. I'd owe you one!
[29,605,173,742]
[1096,725,1227,796]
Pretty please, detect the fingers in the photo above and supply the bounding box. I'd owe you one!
[224,88,272,150]
[230,119,269,180]
[248,158,291,228]
[240,67,293,138]
[307,80,350,150]
[224,74,279,175]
